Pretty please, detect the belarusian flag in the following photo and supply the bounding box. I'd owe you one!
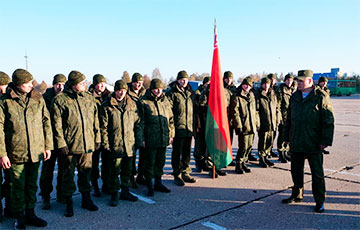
[205,24,233,170]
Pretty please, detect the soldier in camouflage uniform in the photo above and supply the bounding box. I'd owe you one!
[256,77,280,168]
[100,80,143,206]
[276,73,294,163]
[39,74,66,210]
[88,74,111,197]
[267,73,280,158]
[230,77,259,174]
[52,71,100,217]
[223,71,237,144]
[127,73,146,187]
[166,71,196,186]
[141,79,174,196]
[0,71,11,222]
[317,76,330,95]
[282,70,334,213]
[0,69,53,229]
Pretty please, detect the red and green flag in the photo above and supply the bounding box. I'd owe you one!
[205,24,233,170]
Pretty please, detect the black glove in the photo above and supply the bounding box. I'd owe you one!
[58,146,69,156]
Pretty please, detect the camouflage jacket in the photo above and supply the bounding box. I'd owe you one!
[89,85,111,112]
[100,94,143,158]
[256,88,281,132]
[0,83,53,163]
[51,86,101,153]
[141,90,174,148]
[127,83,146,105]
[276,83,293,123]
[230,88,259,135]
[43,87,56,111]
[284,86,334,153]
[166,82,195,137]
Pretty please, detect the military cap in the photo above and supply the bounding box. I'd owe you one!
[52,74,67,85]
[203,76,210,85]
[114,79,128,91]
[261,77,271,85]
[297,70,313,80]
[132,73,144,82]
[284,73,294,81]
[93,74,106,85]
[318,76,328,83]
[150,78,163,89]
[241,77,253,87]
[12,69,33,86]
[223,71,233,79]
[0,71,11,85]
[267,73,276,80]
[177,71,189,80]
[68,70,86,86]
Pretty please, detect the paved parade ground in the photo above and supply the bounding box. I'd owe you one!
[1,95,359,229]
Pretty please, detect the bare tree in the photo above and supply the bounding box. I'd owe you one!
[152,68,162,81]
[143,74,151,89]
[122,71,131,83]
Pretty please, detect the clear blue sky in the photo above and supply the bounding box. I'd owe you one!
[1,0,359,84]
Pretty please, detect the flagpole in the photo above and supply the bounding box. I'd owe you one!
[212,18,216,180]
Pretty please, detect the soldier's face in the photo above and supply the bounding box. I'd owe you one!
[241,84,251,92]
[224,77,234,85]
[297,78,313,91]
[0,85,7,94]
[319,82,327,88]
[151,88,163,98]
[53,82,65,95]
[132,81,143,91]
[17,80,33,93]
[115,89,127,101]
[177,78,188,88]
[261,83,270,92]
[72,80,87,92]
[95,82,106,93]
[285,78,293,87]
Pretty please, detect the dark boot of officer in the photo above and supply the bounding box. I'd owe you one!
[242,162,251,173]
[154,177,171,193]
[14,211,26,229]
[91,179,101,197]
[264,157,274,167]
[258,156,268,168]
[282,187,304,204]
[120,187,138,202]
[81,192,98,211]
[146,179,154,197]
[109,192,119,207]
[64,196,74,217]
[278,151,288,163]
[25,208,47,227]
[136,174,146,185]
[41,195,51,210]
[235,161,244,174]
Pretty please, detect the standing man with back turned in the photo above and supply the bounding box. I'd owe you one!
[282,70,334,213]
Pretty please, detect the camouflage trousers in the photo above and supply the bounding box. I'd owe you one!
[236,133,254,163]
[132,147,145,177]
[144,147,166,180]
[39,149,64,199]
[100,150,112,191]
[193,128,207,164]
[62,153,92,197]
[171,137,192,177]
[10,162,40,212]
[107,156,133,193]
[291,152,325,204]
[258,131,274,157]
[277,124,290,153]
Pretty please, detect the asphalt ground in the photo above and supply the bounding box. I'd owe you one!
[1,95,359,229]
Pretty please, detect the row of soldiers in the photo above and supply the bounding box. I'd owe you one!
[0,68,331,229]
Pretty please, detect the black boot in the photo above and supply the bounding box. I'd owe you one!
[242,162,251,173]
[25,208,47,227]
[154,177,171,193]
[120,187,138,202]
[284,151,291,161]
[259,156,268,168]
[81,192,98,211]
[282,187,304,204]
[209,169,218,178]
[41,195,51,210]
[64,196,74,217]
[235,162,244,174]
[109,192,119,207]
[264,157,274,167]
[91,180,101,197]
[248,154,257,161]
[278,151,288,163]
[14,211,26,230]
[146,179,154,197]
[136,174,146,185]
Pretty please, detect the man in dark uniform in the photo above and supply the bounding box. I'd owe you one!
[0,71,11,222]
[88,74,111,197]
[39,74,67,209]
[0,69,53,229]
[52,71,101,217]
[166,71,196,186]
[282,70,334,213]
[127,73,146,187]
[223,71,237,143]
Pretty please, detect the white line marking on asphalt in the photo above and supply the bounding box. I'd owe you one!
[202,222,227,230]
[129,192,156,204]
[305,166,360,177]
